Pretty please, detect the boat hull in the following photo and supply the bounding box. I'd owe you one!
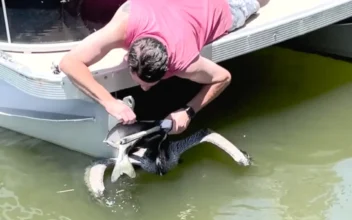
[0,80,116,159]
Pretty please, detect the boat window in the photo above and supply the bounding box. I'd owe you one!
[3,0,126,44]
[0,1,7,42]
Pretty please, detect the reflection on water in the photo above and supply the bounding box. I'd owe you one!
[1,0,126,43]
[1,46,352,220]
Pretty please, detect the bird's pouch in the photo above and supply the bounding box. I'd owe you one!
[104,96,173,150]
[104,119,173,148]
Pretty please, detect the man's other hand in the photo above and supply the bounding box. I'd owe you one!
[166,109,191,134]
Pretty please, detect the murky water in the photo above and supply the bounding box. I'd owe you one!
[1,46,352,220]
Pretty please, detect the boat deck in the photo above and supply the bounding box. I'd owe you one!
[1,0,352,100]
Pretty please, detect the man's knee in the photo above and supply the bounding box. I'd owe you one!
[257,0,270,8]
[228,0,270,31]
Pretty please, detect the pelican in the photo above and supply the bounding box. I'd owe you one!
[84,120,252,199]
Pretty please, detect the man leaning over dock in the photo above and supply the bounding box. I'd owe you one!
[59,0,270,134]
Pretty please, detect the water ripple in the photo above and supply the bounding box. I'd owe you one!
[0,184,71,220]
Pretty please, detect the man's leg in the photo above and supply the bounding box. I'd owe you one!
[227,0,270,31]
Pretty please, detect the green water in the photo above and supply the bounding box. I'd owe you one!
[1,47,352,220]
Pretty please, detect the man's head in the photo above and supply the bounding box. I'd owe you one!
[127,37,168,91]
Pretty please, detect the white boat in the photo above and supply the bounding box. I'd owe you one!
[1,0,352,158]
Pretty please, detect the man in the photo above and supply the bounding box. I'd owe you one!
[59,0,269,134]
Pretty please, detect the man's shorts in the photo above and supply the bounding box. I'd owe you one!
[227,0,260,31]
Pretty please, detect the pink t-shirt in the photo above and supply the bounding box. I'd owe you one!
[124,0,232,79]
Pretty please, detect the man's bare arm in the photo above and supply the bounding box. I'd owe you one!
[177,56,232,113]
[59,8,129,107]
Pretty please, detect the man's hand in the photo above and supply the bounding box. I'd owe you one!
[104,99,136,124]
[166,109,191,134]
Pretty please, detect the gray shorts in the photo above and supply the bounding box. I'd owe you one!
[227,0,260,31]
